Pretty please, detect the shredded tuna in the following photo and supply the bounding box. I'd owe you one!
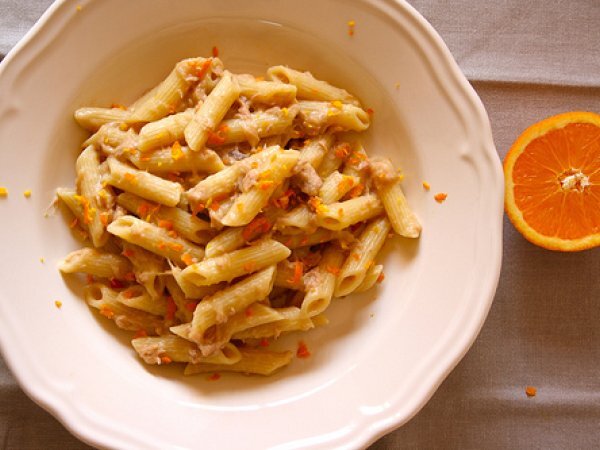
[240,168,260,192]
[292,161,323,196]
[370,156,399,187]
[303,268,324,291]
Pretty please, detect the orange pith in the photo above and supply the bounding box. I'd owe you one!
[504,111,600,251]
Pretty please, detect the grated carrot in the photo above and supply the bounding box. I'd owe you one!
[191,202,205,215]
[169,242,184,252]
[86,274,95,284]
[181,253,195,266]
[110,278,124,289]
[110,103,127,110]
[377,272,385,283]
[99,306,114,319]
[185,302,197,312]
[334,143,351,159]
[195,59,212,79]
[165,296,177,321]
[122,289,135,299]
[259,180,275,190]
[347,183,364,199]
[74,195,94,224]
[133,329,148,339]
[171,141,184,160]
[207,373,221,381]
[242,216,272,241]
[288,261,304,285]
[160,355,173,365]
[259,338,270,347]
[121,248,135,258]
[158,219,174,230]
[296,341,311,358]
[212,46,219,57]
[99,212,109,227]
[326,265,340,275]
[244,307,254,317]
[207,124,229,145]
[124,173,138,185]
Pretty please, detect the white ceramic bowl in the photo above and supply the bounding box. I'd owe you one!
[0,0,503,448]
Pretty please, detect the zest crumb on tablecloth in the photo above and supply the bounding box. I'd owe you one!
[422,181,431,190]
[0,187,8,197]
[525,386,537,397]
[23,190,32,198]
[54,300,63,309]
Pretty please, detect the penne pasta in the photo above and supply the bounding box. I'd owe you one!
[297,101,370,135]
[184,348,293,376]
[232,307,313,340]
[335,216,391,297]
[107,158,182,207]
[188,266,276,352]
[107,215,204,266]
[84,283,165,335]
[116,284,167,316]
[59,56,422,378]
[181,239,290,286]
[186,146,279,204]
[76,146,110,247]
[74,107,135,132]
[315,194,384,231]
[131,57,219,122]
[355,264,384,293]
[130,144,224,174]
[184,71,241,151]
[117,192,211,245]
[301,245,346,316]
[318,171,359,204]
[132,336,242,365]
[238,75,298,105]
[266,66,359,105]
[137,109,194,152]
[58,248,132,279]
[205,107,298,148]
[220,149,300,226]
[371,156,421,238]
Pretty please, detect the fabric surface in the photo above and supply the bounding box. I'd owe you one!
[1,1,599,449]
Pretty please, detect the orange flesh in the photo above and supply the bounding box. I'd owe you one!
[512,123,600,240]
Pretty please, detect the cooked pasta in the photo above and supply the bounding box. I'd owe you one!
[57,56,421,378]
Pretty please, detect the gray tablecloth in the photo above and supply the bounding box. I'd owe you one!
[1,1,599,448]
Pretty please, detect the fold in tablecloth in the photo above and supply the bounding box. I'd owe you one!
[1,1,599,448]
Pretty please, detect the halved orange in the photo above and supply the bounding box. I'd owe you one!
[504,111,600,251]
